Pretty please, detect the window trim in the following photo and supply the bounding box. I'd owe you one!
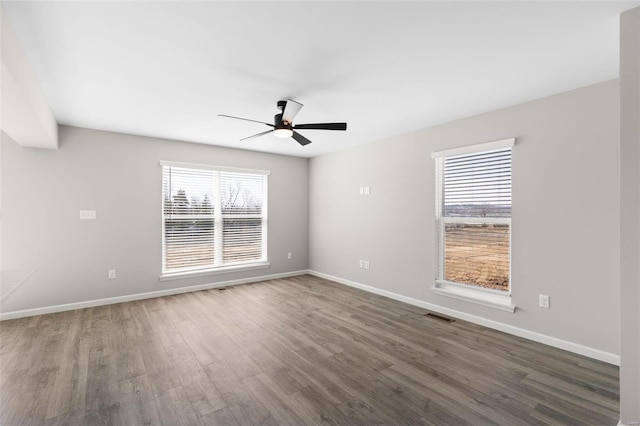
[159,161,269,279]
[431,138,516,312]
[430,137,515,159]
[159,160,271,176]
[159,262,271,281]
[432,280,516,312]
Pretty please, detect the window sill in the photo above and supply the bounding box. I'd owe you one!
[159,262,270,281]
[432,280,516,313]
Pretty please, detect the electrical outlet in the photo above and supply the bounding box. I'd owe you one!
[364,186,370,195]
[539,294,550,308]
[108,269,116,280]
[287,252,292,260]
[363,260,370,269]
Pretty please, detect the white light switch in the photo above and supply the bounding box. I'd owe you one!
[539,294,550,308]
[80,210,96,220]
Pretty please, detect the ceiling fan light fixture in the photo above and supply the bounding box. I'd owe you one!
[274,128,293,138]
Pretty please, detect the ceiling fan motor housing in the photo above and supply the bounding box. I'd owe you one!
[274,113,291,129]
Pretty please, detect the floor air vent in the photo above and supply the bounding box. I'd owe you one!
[424,312,455,323]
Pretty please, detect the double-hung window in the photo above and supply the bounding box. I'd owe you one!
[160,161,269,279]
[431,138,515,312]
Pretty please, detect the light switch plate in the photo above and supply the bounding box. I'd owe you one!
[539,294,550,308]
[80,210,96,220]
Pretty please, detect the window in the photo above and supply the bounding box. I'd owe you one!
[160,161,269,278]
[431,138,515,312]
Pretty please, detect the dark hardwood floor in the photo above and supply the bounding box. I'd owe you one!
[0,275,619,425]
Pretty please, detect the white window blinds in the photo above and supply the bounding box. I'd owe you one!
[434,140,513,292]
[443,148,512,218]
[220,171,266,264]
[161,162,268,274]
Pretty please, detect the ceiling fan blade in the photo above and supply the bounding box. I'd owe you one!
[292,131,312,146]
[240,129,274,141]
[293,122,347,131]
[282,100,303,124]
[218,114,274,127]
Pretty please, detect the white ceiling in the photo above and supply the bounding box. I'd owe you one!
[2,1,638,158]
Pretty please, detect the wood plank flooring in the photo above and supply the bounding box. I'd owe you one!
[0,275,619,425]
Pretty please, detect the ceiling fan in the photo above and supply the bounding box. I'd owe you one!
[218,99,347,146]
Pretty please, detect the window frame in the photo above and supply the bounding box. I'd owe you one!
[159,161,270,280]
[431,138,516,312]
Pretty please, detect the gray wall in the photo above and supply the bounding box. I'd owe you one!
[1,126,309,313]
[619,6,640,424]
[309,80,620,355]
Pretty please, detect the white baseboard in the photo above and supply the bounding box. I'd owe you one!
[0,270,308,321]
[307,270,620,366]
